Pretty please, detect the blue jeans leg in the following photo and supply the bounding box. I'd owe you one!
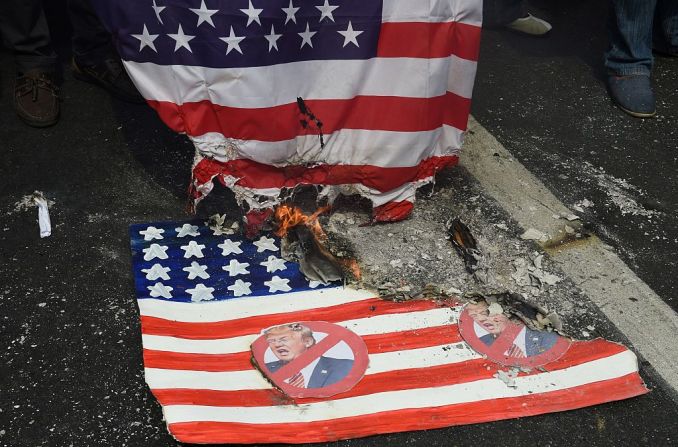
[605,0,657,76]
[653,0,678,54]
[483,0,526,27]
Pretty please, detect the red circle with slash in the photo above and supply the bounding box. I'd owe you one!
[458,305,571,368]
[251,321,369,398]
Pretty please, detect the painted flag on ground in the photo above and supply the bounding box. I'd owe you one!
[94,0,482,230]
[130,219,648,444]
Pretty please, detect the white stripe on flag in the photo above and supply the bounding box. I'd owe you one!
[159,351,639,424]
[144,341,481,390]
[137,287,375,322]
[383,0,483,26]
[141,307,462,354]
[191,126,464,167]
[124,56,477,107]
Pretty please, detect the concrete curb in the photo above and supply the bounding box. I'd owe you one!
[461,116,678,395]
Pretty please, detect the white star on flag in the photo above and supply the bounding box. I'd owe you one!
[338,21,363,47]
[132,24,159,52]
[148,282,173,298]
[260,255,287,273]
[176,223,200,237]
[217,239,243,256]
[168,24,195,52]
[298,22,317,49]
[228,279,252,297]
[220,26,246,55]
[183,261,210,280]
[152,0,165,24]
[189,0,218,27]
[181,240,206,258]
[253,236,278,252]
[143,243,169,261]
[240,0,263,27]
[264,275,292,292]
[281,0,299,25]
[141,263,171,281]
[316,0,339,22]
[186,283,215,302]
[222,259,250,276]
[265,25,282,52]
[139,226,164,241]
[308,280,326,288]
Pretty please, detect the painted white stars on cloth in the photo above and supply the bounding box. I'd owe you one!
[183,261,210,280]
[143,243,169,261]
[308,280,326,288]
[265,26,282,52]
[264,275,292,292]
[253,236,278,252]
[168,24,195,52]
[189,0,218,27]
[148,282,173,298]
[218,239,243,256]
[228,279,252,297]
[220,26,246,55]
[141,263,171,281]
[338,21,363,48]
[151,0,165,24]
[260,255,287,273]
[298,22,317,49]
[132,24,159,52]
[181,240,206,258]
[316,0,339,22]
[240,0,263,27]
[139,226,164,241]
[186,283,215,302]
[282,0,300,25]
[223,259,250,276]
[176,223,200,238]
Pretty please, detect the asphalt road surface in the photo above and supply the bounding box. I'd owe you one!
[2,1,678,446]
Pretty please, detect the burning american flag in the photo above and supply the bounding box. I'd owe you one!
[130,219,647,443]
[93,0,482,231]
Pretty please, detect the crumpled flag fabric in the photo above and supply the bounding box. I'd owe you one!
[93,0,482,232]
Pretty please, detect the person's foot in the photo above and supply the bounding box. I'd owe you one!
[72,57,145,103]
[14,70,60,128]
[607,75,656,118]
[506,14,552,36]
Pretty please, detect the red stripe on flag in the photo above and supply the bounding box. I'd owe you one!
[377,21,482,61]
[150,339,632,407]
[140,298,448,339]
[191,155,459,193]
[167,373,647,444]
[142,325,464,372]
[148,92,471,140]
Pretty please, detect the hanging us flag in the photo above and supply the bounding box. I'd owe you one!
[93,0,482,232]
[129,219,648,444]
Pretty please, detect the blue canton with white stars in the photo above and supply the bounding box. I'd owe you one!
[130,219,335,303]
[97,0,383,68]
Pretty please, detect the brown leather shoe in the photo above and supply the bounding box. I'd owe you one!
[14,71,60,127]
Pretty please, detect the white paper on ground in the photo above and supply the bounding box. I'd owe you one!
[34,197,51,238]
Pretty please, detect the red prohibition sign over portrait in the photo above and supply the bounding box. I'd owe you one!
[251,321,369,399]
[458,302,571,368]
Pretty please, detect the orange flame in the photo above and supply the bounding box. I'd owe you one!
[274,204,331,240]
[340,258,362,281]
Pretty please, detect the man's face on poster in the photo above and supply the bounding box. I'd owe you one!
[466,302,509,336]
[266,327,314,362]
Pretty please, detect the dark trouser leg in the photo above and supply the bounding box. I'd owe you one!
[0,0,57,72]
[483,0,527,27]
[604,0,657,76]
[67,0,112,65]
[653,0,678,54]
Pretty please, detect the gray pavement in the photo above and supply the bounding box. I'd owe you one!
[2,1,678,446]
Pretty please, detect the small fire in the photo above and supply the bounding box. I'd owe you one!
[340,258,362,281]
[274,204,330,240]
